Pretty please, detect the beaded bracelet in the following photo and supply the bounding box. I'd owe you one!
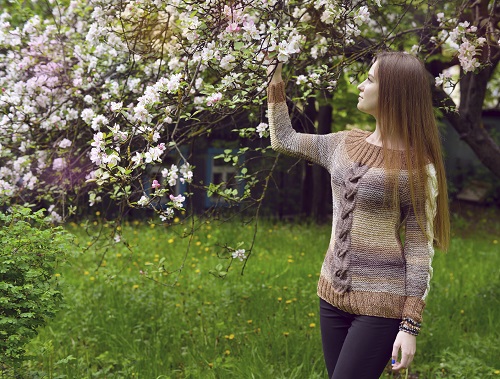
[403,317,422,328]
[399,323,419,336]
[399,317,421,336]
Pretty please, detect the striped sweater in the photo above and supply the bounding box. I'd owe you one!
[267,81,438,324]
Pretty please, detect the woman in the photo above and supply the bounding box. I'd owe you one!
[266,52,450,379]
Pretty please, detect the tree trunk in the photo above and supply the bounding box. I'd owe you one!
[312,97,333,222]
[432,63,500,178]
[293,96,333,220]
[300,98,317,216]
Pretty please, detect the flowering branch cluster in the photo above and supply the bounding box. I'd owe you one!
[1,0,498,224]
[433,9,500,87]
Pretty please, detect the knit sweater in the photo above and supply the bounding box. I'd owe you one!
[267,81,438,324]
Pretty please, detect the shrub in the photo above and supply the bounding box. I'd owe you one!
[0,206,74,370]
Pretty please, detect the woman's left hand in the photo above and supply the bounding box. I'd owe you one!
[391,331,416,371]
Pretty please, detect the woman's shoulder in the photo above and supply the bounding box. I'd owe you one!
[330,128,365,142]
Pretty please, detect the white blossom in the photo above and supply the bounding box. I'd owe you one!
[169,193,185,209]
[206,92,222,107]
[256,122,268,138]
[58,138,72,148]
[52,157,67,171]
[137,195,149,206]
[232,249,247,261]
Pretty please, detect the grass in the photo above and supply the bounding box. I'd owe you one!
[10,205,500,378]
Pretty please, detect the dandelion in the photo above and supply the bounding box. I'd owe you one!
[309,323,316,328]
[132,284,139,289]
[224,350,231,355]
[283,332,289,337]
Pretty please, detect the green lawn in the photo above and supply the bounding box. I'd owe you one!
[15,206,500,378]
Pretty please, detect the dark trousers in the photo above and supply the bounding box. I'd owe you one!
[319,298,400,379]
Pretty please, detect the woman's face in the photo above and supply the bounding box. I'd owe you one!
[357,62,379,118]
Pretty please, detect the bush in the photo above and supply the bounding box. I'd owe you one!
[0,206,74,371]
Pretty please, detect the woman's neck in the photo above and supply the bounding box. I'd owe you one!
[366,125,405,151]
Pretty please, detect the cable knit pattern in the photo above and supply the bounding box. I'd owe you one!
[267,81,438,325]
[332,162,370,293]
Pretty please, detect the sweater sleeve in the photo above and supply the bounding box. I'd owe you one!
[401,164,438,324]
[267,81,345,170]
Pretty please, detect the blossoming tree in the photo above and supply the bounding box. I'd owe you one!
[1,0,499,269]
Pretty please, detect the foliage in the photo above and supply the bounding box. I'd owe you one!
[0,206,74,370]
[13,211,500,378]
[1,0,499,220]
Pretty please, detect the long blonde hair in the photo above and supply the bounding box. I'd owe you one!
[375,51,450,251]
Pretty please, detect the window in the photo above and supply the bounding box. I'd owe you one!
[205,148,242,207]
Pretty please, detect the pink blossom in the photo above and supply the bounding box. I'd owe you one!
[226,23,240,33]
[152,179,160,189]
[206,92,222,107]
[169,193,185,209]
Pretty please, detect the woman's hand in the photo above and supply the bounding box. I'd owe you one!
[391,331,416,371]
[264,53,283,84]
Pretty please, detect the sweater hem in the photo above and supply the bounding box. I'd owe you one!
[317,275,425,322]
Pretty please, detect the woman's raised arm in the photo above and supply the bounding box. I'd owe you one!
[265,60,345,170]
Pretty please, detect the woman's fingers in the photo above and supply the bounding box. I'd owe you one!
[392,331,416,371]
